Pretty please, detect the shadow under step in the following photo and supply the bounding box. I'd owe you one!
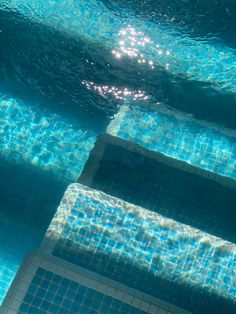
[0,93,98,305]
[1,252,188,314]
[39,183,235,314]
[107,104,236,181]
[79,134,236,243]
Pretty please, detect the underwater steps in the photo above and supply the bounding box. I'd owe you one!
[0,95,97,184]
[1,252,189,314]
[107,104,236,182]
[1,104,236,312]
[79,133,236,243]
[0,1,236,312]
[2,184,235,313]
[0,93,98,305]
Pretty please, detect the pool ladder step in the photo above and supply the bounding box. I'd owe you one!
[2,252,187,314]
[1,184,195,314]
[2,183,235,313]
[79,133,236,244]
[107,104,236,182]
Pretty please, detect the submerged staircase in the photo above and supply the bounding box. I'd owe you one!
[0,1,236,313]
[0,93,98,304]
[1,183,235,313]
[2,103,236,313]
[79,133,236,243]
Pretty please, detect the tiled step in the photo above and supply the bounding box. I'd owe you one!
[40,183,236,314]
[2,252,188,314]
[0,94,99,305]
[79,133,236,243]
[107,104,236,182]
[0,96,97,184]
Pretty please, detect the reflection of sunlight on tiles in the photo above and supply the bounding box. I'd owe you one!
[0,97,96,183]
[107,104,236,181]
[43,184,236,304]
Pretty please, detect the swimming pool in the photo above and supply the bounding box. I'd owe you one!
[0,0,235,312]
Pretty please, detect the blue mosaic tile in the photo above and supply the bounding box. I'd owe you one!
[0,210,46,305]
[108,104,236,180]
[18,268,146,314]
[0,93,97,305]
[0,97,96,183]
[46,184,236,314]
[79,135,236,243]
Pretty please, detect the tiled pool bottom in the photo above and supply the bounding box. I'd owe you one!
[42,184,236,314]
[2,252,188,314]
[0,173,58,307]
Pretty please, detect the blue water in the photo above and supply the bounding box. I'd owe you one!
[108,104,236,180]
[19,267,146,314]
[46,184,236,314]
[0,0,235,311]
[79,135,236,243]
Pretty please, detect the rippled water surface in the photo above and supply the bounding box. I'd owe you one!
[0,0,235,119]
[0,0,235,308]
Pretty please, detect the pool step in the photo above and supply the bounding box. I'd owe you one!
[0,94,99,305]
[39,183,236,314]
[107,104,236,182]
[1,252,188,314]
[79,133,236,243]
[0,95,97,184]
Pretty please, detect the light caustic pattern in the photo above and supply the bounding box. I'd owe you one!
[2,0,235,92]
[0,96,96,183]
[108,104,236,180]
[47,184,236,303]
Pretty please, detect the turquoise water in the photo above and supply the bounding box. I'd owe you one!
[1,0,235,93]
[108,103,236,180]
[45,184,236,313]
[0,96,96,183]
[0,1,236,128]
[0,0,235,311]
[19,267,146,314]
[79,134,236,243]
[0,93,97,302]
